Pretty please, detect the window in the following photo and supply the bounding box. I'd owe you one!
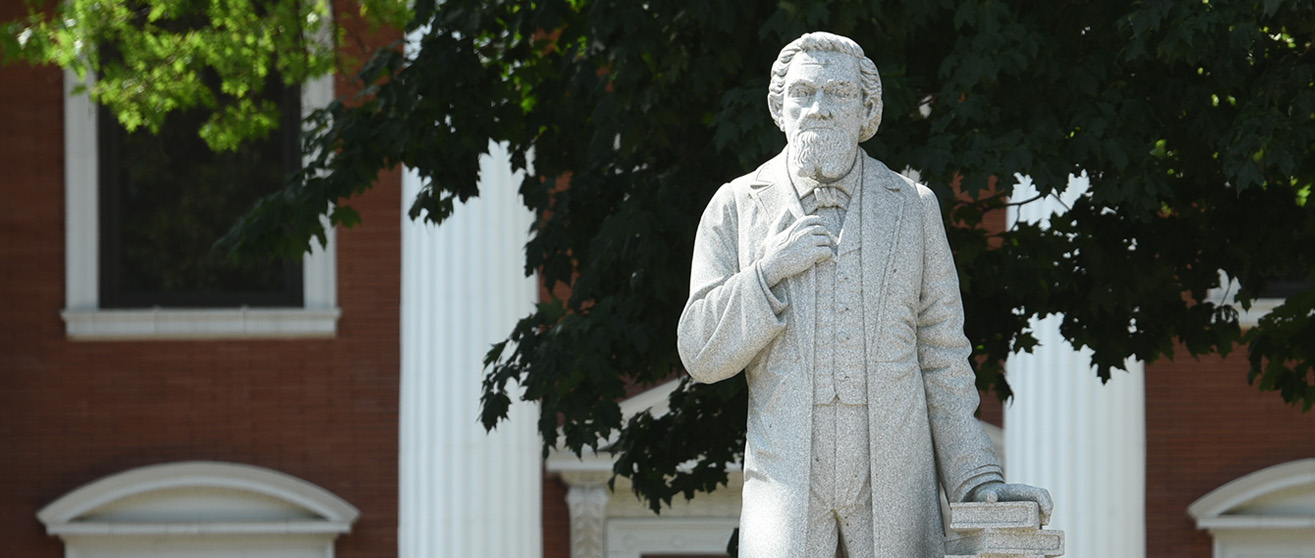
[98,73,303,309]
[61,69,339,340]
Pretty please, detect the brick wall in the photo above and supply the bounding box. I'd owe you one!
[1144,348,1315,558]
[542,471,572,558]
[0,2,401,556]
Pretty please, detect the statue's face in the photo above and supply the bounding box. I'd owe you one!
[781,50,866,182]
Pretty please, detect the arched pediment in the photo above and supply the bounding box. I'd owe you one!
[1189,458,1315,531]
[38,461,359,536]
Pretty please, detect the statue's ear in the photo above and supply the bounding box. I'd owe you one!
[862,99,882,139]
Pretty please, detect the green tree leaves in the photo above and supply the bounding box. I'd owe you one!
[11,0,1314,509]
[0,0,409,149]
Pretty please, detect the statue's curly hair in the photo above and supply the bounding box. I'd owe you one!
[768,32,883,142]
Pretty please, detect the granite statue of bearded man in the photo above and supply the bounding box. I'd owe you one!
[677,32,1052,558]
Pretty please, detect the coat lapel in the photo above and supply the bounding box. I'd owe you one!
[860,156,907,358]
[747,152,805,227]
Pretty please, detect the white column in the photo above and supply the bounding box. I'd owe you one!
[400,142,542,558]
[1003,175,1146,558]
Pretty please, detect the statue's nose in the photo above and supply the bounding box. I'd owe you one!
[801,94,833,119]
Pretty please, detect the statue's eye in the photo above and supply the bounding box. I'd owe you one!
[830,83,859,100]
[788,84,814,99]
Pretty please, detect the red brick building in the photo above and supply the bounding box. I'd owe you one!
[0,1,401,556]
[2,3,1313,556]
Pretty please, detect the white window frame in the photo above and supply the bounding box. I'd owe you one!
[60,70,340,340]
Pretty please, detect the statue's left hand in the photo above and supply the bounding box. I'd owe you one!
[969,482,1054,526]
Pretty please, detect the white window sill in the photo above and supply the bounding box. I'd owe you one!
[61,307,340,340]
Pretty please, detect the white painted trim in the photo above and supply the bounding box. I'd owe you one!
[1196,516,1315,530]
[60,307,341,340]
[1189,458,1315,525]
[605,517,739,558]
[544,380,682,475]
[46,521,355,536]
[547,450,616,475]
[38,461,358,558]
[545,380,682,472]
[1205,272,1293,328]
[37,461,360,526]
[1189,459,1315,557]
[61,70,339,340]
[618,379,678,420]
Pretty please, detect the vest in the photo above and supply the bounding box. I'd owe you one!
[812,183,866,405]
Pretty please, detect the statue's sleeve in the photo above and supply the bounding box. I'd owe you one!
[914,187,1005,502]
[677,185,788,384]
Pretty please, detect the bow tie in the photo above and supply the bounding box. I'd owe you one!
[811,187,849,209]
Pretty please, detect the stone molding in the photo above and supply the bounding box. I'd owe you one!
[566,482,610,558]
[38,461,357,558]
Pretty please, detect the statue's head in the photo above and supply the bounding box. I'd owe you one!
[768,33,883,181]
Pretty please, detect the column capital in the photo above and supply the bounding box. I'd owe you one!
[565,483,610,558]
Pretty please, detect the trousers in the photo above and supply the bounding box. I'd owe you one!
[806,401,873,557]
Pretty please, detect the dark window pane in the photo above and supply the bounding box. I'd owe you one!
[1262,280,1309,299]
[1260,265,1310,299]
[99,75,302,308]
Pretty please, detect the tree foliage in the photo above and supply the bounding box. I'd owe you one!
[1,0,408,149]
[8,0,1314,511]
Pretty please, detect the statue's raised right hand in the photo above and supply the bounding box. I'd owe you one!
[760,211,835,286]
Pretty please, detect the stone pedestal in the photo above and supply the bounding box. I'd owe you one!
[945,501,1065,558]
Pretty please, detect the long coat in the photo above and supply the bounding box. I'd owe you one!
[677,151,1003,558]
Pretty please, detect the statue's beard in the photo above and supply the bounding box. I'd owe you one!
[789,128,856,183]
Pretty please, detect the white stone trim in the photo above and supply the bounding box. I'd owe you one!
[1205,272,1291,328]
[46,521,355,535]
[61,70,339,340]
[605,517,740,558]
[567,483,611,558]
[38,461,360,526]
[38,461,358,558]
[60,307,342,339]
[1189,459,1315,558]
[1189,458,1315,530]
